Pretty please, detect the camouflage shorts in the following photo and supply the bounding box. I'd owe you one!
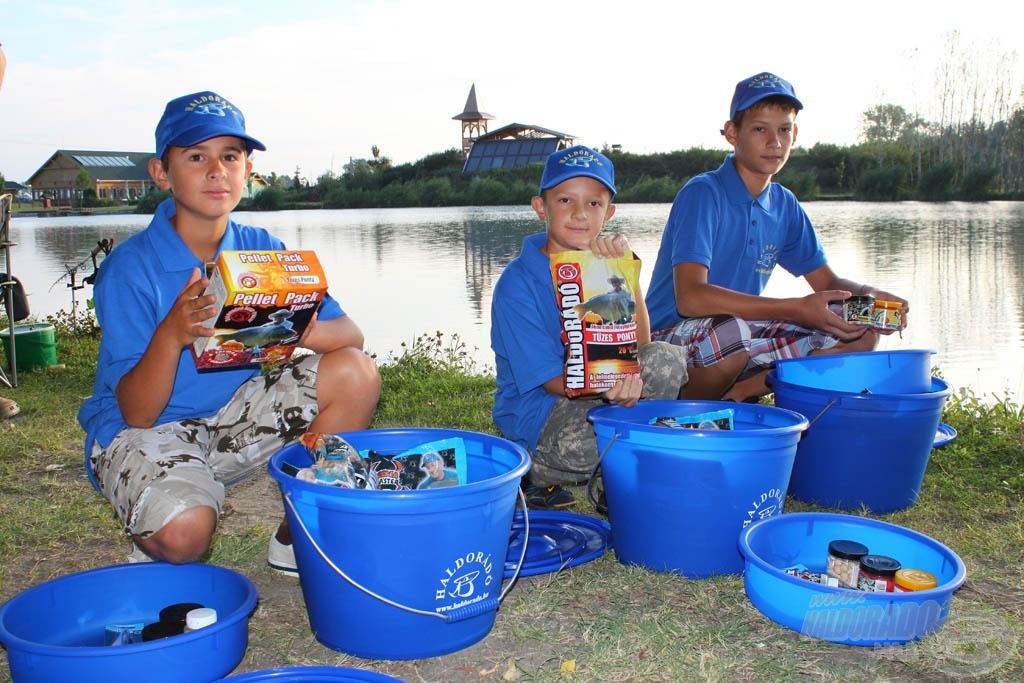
[90,354,322,538]
[530,341,688,487]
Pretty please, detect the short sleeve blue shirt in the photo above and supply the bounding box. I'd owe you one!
[77,198,345,449]
[491,232,564,453]
[646,154,827,331]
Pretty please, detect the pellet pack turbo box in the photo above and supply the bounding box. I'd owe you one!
[192,250,327,369]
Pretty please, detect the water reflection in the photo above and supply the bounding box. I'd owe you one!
[6,202,1024,403]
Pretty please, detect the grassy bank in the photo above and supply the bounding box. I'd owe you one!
[0,325,1021,682]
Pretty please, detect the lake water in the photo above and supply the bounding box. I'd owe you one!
[7,201,1024,403]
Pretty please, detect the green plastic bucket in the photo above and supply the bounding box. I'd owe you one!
[1,323,58,372]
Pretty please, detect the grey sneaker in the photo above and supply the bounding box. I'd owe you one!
[268,535,298,576]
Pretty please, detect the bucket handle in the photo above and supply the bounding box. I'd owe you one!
[804,398,839,430]
[586,432,620,513]
[282,486,529,624]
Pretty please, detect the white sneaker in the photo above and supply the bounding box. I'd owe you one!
[127,542,154,564]
[268,535,298,576]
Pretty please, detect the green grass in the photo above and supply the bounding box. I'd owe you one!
[0,317,1021,682]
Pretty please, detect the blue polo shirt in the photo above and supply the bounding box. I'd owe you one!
[77,198,344,449]
[646,154,827,331]
[491,232,564,453]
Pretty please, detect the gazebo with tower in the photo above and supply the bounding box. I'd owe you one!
[453,84,575,173]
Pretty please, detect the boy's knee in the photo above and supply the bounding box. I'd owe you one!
[322,347,380,390]
[639,341,689,398]
[138,505,217,563]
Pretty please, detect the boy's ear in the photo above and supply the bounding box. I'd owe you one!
[530,195,546,222]
[722,120,739,146]
[148,158,172,190]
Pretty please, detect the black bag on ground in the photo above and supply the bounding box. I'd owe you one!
[0,273,30,322]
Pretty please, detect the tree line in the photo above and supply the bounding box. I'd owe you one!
[224,103,1022,214]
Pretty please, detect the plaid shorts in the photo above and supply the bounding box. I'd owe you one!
[89,354,322,538]
[530,341,688,487]
[653,315,839,376]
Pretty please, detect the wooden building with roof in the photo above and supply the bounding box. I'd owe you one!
[453,84,575,173]
[27,150,155,205]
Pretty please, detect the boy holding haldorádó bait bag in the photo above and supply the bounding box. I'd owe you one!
[491,145,688,510]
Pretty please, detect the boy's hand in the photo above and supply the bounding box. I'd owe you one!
[589,233,632,259]
[159,268,218,347]
[802,290,873,341]
[602,373,644,408]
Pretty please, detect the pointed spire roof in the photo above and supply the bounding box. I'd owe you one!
[452,83,495,121]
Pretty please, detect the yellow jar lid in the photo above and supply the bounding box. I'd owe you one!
[895,568,938,590]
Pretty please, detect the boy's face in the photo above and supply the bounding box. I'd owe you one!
[724,104,798,181]
[531,176,616,254]
[148,135,253,224]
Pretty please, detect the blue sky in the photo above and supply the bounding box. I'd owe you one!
[1,0,1020,184]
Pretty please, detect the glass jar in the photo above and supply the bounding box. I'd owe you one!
[826,539,869,588]
[845,295,875,325]
[857,555,901,592]
[872,300,902,330]
[894,568,938,592]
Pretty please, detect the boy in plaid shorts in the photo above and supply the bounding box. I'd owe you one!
[645,72,906,402]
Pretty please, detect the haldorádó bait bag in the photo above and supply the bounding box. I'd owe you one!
[550,251,641,398]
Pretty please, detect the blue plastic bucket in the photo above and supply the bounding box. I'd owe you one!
[769,373,952,513]
[268,428,530,660]
[738,512,966,646]
[221,666,405,681]
[772,349,935,394]
[0,563,258,683]
[587,400,808,577]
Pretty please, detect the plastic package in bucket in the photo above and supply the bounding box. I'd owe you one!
[738,512,966,646]
[220,666,406,681]
[772,349,935,394]
[587,399,808,578]
[769,372,952,513]
[0,563,258,683]
[268,428,530,660]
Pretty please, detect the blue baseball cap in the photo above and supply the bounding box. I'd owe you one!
[155,91,266,158]
[538,145,616,198]
[729,72,803,120]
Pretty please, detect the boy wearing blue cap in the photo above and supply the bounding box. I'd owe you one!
[78,91,381,570]
[491,145,687,509]
[646,72,907,402]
